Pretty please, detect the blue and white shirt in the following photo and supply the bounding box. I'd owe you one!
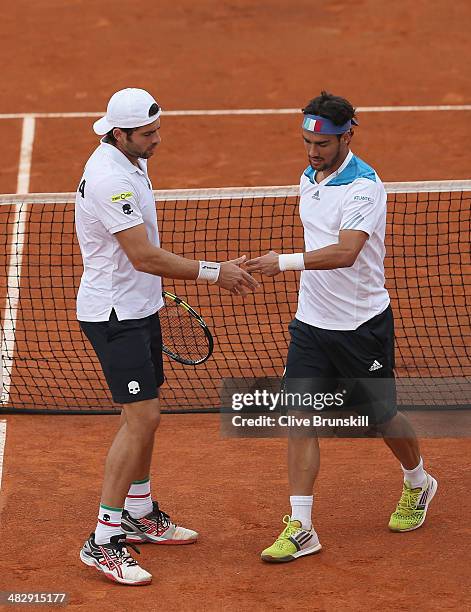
[296,150,390,330]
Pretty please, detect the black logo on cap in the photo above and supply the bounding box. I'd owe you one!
[122,203,133,215]
[149,102,160,117]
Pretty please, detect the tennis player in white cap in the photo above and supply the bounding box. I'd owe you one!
[76,88,258,585]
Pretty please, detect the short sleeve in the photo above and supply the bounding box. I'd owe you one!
[92,178,144,234]
[340,179,384,236]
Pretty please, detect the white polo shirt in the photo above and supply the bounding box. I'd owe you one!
[75,141,163,322]
[295,150,390,330]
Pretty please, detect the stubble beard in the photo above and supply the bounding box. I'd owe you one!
[310,143,342,174]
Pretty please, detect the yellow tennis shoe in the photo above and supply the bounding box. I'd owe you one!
[261,515,322,563]
[389,474,438,532]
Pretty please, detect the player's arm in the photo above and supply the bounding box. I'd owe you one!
[304,229,368,268]
[247,179,381,277]
[91,178,258,295]
[245,230,368,276]
[116,224,199,278]
[115,223,258,295]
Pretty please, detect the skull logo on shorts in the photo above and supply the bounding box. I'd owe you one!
[128,380,140,395]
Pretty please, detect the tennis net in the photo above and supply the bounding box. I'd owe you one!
[0,181,470,413]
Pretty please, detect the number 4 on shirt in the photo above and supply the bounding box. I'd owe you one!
[78,179,86,198]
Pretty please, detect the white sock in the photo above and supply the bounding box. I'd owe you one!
[290,495,313,530]
[401,457,427,488]
[124,477,153,519]
[95,505,123,545]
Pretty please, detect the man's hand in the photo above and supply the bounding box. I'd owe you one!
[246,251,281,277]
[217,255,260,296]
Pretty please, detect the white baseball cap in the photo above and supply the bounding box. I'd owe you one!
[93,88,161,135]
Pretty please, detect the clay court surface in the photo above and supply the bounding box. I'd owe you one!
[1,0,471,610]
[2,416,471,611]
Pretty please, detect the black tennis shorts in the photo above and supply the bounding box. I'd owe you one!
[284,305,397,425]
[79,309,164,405]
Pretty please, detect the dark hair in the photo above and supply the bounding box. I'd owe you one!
[302,91,357,126]
[104,102,160,144]
[104,126,136,145]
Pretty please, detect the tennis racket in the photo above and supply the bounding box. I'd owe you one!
[160,291,214,366]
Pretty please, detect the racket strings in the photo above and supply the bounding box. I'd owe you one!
[160,305,209,361]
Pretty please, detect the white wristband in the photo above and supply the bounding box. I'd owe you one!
[197,261,221,283]
[278,253,305,272]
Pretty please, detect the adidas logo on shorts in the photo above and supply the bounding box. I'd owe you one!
[369,360,383,371]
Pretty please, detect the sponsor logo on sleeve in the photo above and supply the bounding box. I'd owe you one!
[353,195,374,203]
[111,192,133,202]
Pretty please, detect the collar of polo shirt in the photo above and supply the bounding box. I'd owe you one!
[100,140,147,175]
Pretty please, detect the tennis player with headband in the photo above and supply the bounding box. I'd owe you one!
[76,88,258,585]
[247,91,438,562]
